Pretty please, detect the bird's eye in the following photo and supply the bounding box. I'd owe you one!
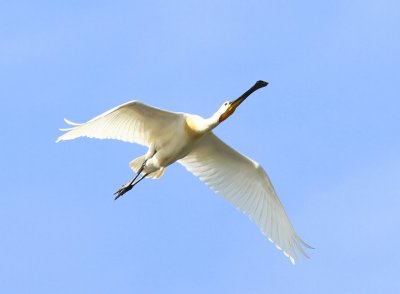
[224,102,228,106]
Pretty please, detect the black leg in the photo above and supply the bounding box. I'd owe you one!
[127,159,147,186]
[131,173,149,189]
[114,159,148,200]
[114,183,133,200]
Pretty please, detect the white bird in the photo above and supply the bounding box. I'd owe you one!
[57,80,311,264]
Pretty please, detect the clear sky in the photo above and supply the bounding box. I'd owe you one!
[1,0,399,293]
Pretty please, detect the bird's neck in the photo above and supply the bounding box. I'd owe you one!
[204,115,220,131]
[185,115,220,138]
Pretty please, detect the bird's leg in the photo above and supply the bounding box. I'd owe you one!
[128,159,148,185]
[114,159,148,200]
[130,173,150,189]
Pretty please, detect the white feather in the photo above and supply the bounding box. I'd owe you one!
[56,101,181,146]
[179,133,311,263]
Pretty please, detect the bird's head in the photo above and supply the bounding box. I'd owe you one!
[218,80,268,123]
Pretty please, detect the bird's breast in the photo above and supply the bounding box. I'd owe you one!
[184,116,203,139]
[151,117,202,168]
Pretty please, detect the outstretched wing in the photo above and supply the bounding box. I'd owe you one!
[57,101,181,147]
[178,132,311,264]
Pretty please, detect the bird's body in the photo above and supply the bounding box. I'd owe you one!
[57,81,311,264]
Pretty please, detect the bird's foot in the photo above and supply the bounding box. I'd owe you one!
[114,183,133,200]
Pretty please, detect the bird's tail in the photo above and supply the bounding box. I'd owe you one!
[129,155,165,179]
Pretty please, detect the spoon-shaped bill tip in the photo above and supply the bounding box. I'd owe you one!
[255,80,268,88]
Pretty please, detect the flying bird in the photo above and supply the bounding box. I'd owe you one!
[57,80,311,263]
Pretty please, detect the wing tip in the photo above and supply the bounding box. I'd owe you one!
[267,232,312,265]
[56,133,68,143]
[301,239,315,250]
[56,118,79,143]
[63,118,81,126]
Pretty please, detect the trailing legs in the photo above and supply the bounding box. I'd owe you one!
[114,159,149,200]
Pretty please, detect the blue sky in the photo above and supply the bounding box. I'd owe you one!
[1,0,399,293]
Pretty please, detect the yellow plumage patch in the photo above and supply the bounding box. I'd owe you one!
[184,117,202,138]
